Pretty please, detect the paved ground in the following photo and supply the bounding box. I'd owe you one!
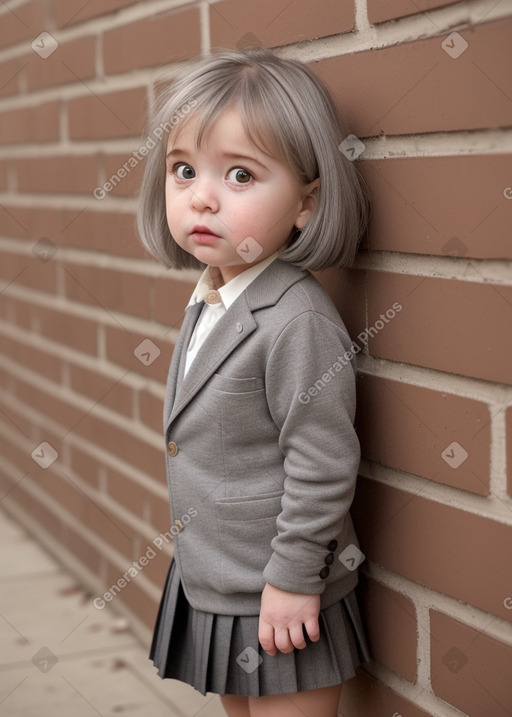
[0,507,226,717]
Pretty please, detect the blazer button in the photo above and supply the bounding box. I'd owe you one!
[327,540,338,552]
[174,519,183,532]
[324,552,334,566]
[167,441,178,457]
[319,566,330,580]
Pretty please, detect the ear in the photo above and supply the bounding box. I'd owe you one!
[294,178,320,230]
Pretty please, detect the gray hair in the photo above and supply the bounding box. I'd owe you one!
[137,48,368,271]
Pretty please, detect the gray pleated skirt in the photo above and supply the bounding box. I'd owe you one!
[149,560,370,697]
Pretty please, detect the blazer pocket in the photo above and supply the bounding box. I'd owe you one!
[215,491,283,594]
[209,373,264,394]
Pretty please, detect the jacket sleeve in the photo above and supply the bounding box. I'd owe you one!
[262,309,360,595]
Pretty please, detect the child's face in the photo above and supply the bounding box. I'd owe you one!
[165,106,318,282]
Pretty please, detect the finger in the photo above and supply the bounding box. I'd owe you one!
[288,624,307,650]
[304,616,320,643]
[258,620,277,656]
[274,626,294,654]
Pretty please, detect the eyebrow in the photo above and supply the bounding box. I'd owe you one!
[166,148,268,170]
[221,152,268,170]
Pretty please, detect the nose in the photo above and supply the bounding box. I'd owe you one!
[188,177,219,213]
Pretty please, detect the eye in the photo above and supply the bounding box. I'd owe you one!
[174,163,195,180]
[227,168,253,184]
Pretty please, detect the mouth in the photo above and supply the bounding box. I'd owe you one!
[190,225,221,244]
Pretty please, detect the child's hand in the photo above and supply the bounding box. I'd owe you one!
[258,582,321,656]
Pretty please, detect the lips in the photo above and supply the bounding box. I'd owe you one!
[190,225,220,244]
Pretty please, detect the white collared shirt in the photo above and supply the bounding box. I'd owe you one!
[183,252,279,377]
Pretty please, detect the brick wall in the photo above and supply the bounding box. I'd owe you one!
[0,1,511,715]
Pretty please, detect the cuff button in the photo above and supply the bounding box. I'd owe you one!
[319,566,330,580]
[324,552,334,566]
[327,540,338,552]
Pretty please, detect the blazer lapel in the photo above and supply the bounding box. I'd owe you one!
[166,294,257,428]
[163,300,204,429]
[165,259,308,431]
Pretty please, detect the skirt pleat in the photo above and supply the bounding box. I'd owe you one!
[150,560,370,697]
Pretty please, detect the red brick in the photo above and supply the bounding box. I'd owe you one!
[0,297,13,323]
[28,439,134,559]
[15,379,85,437]
[352,477,512,621]
[147,491,171,533]
[430,610,512,717]
[68,363,134,418]
[361,154,512,259]
[0,368,15,396]
[0,445,26,500]
[0,101,60,144]
[64,263,151,320]
[53,0,139,28]
[356,375,491,495]
[358,575,417,681]
[0,371,16,396]
[0,58,23,98]
[104,466,146,517]
[40,467,135,559]
[0,159,7,189]
[210,0,354,50]
[507,406,512,498]
[0,334,61,382]
[7,489,65,545]
[340,669,432,717]
[59,208,144,258]
[0,209,144,260]
[368,0,457,24]
[312,267,367,345]
[68,87,147,140]
[68,445,101,488]
[25,36,95,91]
[104,559,159,629]
[103,8,200,75]
[105,325,174,385]
[367,272,512,386]
[0,205,32,239]
[314,17,512,136]
[35,305,98,356]
[0,1,44,50]
[138,389,164,435]
[0,250,57,293]
[0,432,33,476]
[83,498,135,559]
[152,276,197,327]
[16,155,98,195]
[37,468,88,521]
[62,524,102,574]
[2,297,32,330]
[102,151,146,198]
[73,410,165,479]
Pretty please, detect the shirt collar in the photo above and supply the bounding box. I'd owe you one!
[186,251,280,310]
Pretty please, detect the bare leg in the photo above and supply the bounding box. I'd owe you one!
[220,694,251,717]
[248,684,343,717]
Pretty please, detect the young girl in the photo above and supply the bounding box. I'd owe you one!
[137,48,370,717]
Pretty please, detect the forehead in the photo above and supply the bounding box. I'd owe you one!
[166,106,243,150]
[165,103,283,162]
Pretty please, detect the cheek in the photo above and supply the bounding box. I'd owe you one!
[164,180,172,209]
[227,196,262,228]
[165,184,182,218]
[165,200,180,235]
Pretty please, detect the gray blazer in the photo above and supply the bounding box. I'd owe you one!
[163,258,362,615]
